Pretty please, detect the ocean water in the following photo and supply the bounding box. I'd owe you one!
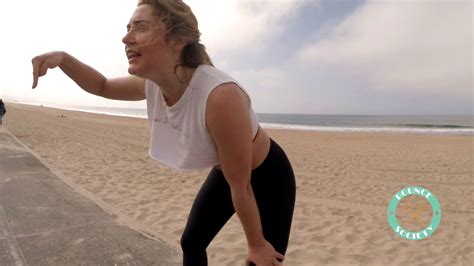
[257,113,473,135]
[12,102,474,135]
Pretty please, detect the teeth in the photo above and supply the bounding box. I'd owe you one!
[127,51,141,59]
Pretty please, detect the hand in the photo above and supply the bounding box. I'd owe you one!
[31,51,65,88]
[245,240,285,266]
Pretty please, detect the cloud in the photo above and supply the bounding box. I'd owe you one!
[2,0,470,114]
[188,0,319,59]
[297,0,472,98]
[1,0,319,107]
[231,65,345,114]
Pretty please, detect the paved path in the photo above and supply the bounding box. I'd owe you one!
[0,127,181,266]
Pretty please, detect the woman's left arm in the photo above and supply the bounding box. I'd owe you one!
[206,83,284,265]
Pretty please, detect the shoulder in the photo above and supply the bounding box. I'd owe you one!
[198,65,251,117]
[144,79,158,97]
[205,83,251,129]
[207,82,251,114]
[144,79,156,90]
[194,65,238,88]
[203,67,250,106]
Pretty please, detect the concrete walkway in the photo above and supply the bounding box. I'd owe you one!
[0,127,181,266]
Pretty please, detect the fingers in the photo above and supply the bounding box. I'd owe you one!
[38,59,49,78]
[273,259,283,265]
[32,57,40,89]
[276,252,285,262]
[31,56,50,89]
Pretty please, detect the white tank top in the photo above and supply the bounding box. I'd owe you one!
[145,65,260,171]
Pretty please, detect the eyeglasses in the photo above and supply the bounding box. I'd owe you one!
[126,21,158,33]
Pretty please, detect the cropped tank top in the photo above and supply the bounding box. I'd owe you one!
[145,64,260,171]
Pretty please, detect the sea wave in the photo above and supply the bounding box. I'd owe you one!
[261,123,474,135]
[388,123,473,129]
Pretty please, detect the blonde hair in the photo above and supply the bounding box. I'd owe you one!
[138,0,214,69]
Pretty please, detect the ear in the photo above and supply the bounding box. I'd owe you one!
[168,36,188,53]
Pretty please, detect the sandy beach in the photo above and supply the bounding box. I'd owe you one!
[3,103,473,265]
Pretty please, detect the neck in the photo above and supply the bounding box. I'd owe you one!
[150,66,196,106]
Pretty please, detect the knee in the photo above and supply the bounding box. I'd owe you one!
[180,231,191,252]
[180,230,202,253]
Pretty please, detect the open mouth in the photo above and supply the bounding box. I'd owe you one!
[126,50,142,61]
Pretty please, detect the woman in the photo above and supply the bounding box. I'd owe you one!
[31,1,296,265]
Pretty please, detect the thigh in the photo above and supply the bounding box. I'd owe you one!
[251,138,296,255]
[182,168,236,248]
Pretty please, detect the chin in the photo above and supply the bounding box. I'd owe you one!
[127,68,136,75]
[127,65,140,75]
[129,64,154,79]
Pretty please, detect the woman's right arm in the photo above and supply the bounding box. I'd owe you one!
[31,51,145,101]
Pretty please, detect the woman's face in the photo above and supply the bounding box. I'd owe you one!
[122,4,175,78]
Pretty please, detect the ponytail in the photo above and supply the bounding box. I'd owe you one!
[180,41,213,68]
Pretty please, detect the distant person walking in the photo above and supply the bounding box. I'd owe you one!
[31,1,296,265]
[0,99,6,126]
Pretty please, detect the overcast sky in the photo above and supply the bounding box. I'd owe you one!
[0,0,472,115]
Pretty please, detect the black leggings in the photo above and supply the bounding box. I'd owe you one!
[180,138,296,266]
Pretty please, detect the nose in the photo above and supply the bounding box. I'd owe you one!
[122,30,135,46]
